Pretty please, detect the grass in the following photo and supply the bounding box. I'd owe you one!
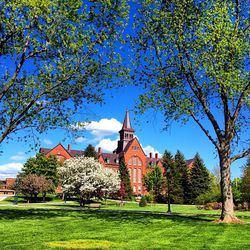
[0,199,250,249]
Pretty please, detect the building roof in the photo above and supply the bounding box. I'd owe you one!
[120,110,134,132]
[40,144,84,158]
[101,153,119,166]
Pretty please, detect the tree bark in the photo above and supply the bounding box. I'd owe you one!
[219,147,241,223]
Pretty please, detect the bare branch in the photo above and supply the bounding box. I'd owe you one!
[231,148,250,162]
[189,111,219,151]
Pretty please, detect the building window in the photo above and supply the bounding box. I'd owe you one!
[133,168,136,182]
[138,186,141,192]
[138,158,142,166]
[133,156,137,166]
[57,154,61,161]
[133,186,136,192]
[105,158,110,163]
[138,168,141,183]
[128,168,132,179]
[128,158,132,165]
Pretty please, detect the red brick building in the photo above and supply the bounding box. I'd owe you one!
[0,178,16,195]
[40,111,194,196]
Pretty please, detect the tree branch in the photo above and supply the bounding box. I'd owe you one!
[231,148,250,162]
[177,42,224,142]
[189,110,219,151]
[231,82,250,128]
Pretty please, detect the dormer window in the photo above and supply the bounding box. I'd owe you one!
[105,158,110,163]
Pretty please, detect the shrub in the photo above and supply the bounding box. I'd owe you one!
[204,202,222,210]
[145,194,154,203]
[139,196,147,207]
[195,191,220,205]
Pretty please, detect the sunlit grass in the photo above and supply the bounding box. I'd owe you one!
[0,201,250,249]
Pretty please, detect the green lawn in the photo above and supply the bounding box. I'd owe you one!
[0,200,249,249]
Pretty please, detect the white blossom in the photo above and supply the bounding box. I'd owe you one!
[59,156,120,200]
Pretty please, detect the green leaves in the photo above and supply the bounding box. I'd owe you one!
[0,0,129,145]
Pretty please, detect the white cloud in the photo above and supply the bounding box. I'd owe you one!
[71,118,122,140]
[10,152,26,161]
[96,138,119,153]
[75,136,86,143]
[0,163,23,179]
[43,139,53,145]
[86,118,122,138]
[143,145,162,158]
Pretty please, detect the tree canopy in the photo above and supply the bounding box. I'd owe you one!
[20,153,59,187]
[0,0,129,145]
[84,144,98,159]
[132,0,249,222]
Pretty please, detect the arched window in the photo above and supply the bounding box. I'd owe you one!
[138,158,142,166]
[138,168,141,183]
[133,156,137,165]
[133,168,136,182]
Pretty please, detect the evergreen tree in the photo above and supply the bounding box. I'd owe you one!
[189,153,211,203]
[118,158,132,200]
[174,150,188,204]
[84,144,98,159]
[162,150,174,202]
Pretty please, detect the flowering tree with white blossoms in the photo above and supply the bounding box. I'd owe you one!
[59,156,120,206]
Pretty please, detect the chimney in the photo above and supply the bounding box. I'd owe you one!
[67,144,71,151]
[149,152,152,158]
[155,153,158,159]
[98,147,102,154]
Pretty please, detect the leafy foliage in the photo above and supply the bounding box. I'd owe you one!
[0,0,129,145]
[139,196,147,207]
[143,165,164,201]
[59,156,120,206]
[20,153,59,187]
[19,174,53,202]
[242,157,250,203]
[132,0,249,221]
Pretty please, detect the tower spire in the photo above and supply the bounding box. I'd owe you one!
[115,110,135,154]
[122,110,133,130]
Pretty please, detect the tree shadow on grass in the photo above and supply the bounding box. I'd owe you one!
[0,207,249,225]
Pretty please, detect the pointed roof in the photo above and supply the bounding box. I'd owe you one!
[121,110,134,132]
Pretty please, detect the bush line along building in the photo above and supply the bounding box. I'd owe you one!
[40,111,194,195]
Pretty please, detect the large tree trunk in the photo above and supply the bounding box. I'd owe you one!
[219,148,241,223]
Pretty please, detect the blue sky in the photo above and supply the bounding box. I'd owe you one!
[0,84,247,180]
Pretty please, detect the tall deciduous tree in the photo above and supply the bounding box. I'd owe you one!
[189,154,211,203]
[0,0,129,145]
[118,158,132,200]
[21,153,59,187]
[132,0,249,222]
[143,165,164,201]
[19,174,53,202]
